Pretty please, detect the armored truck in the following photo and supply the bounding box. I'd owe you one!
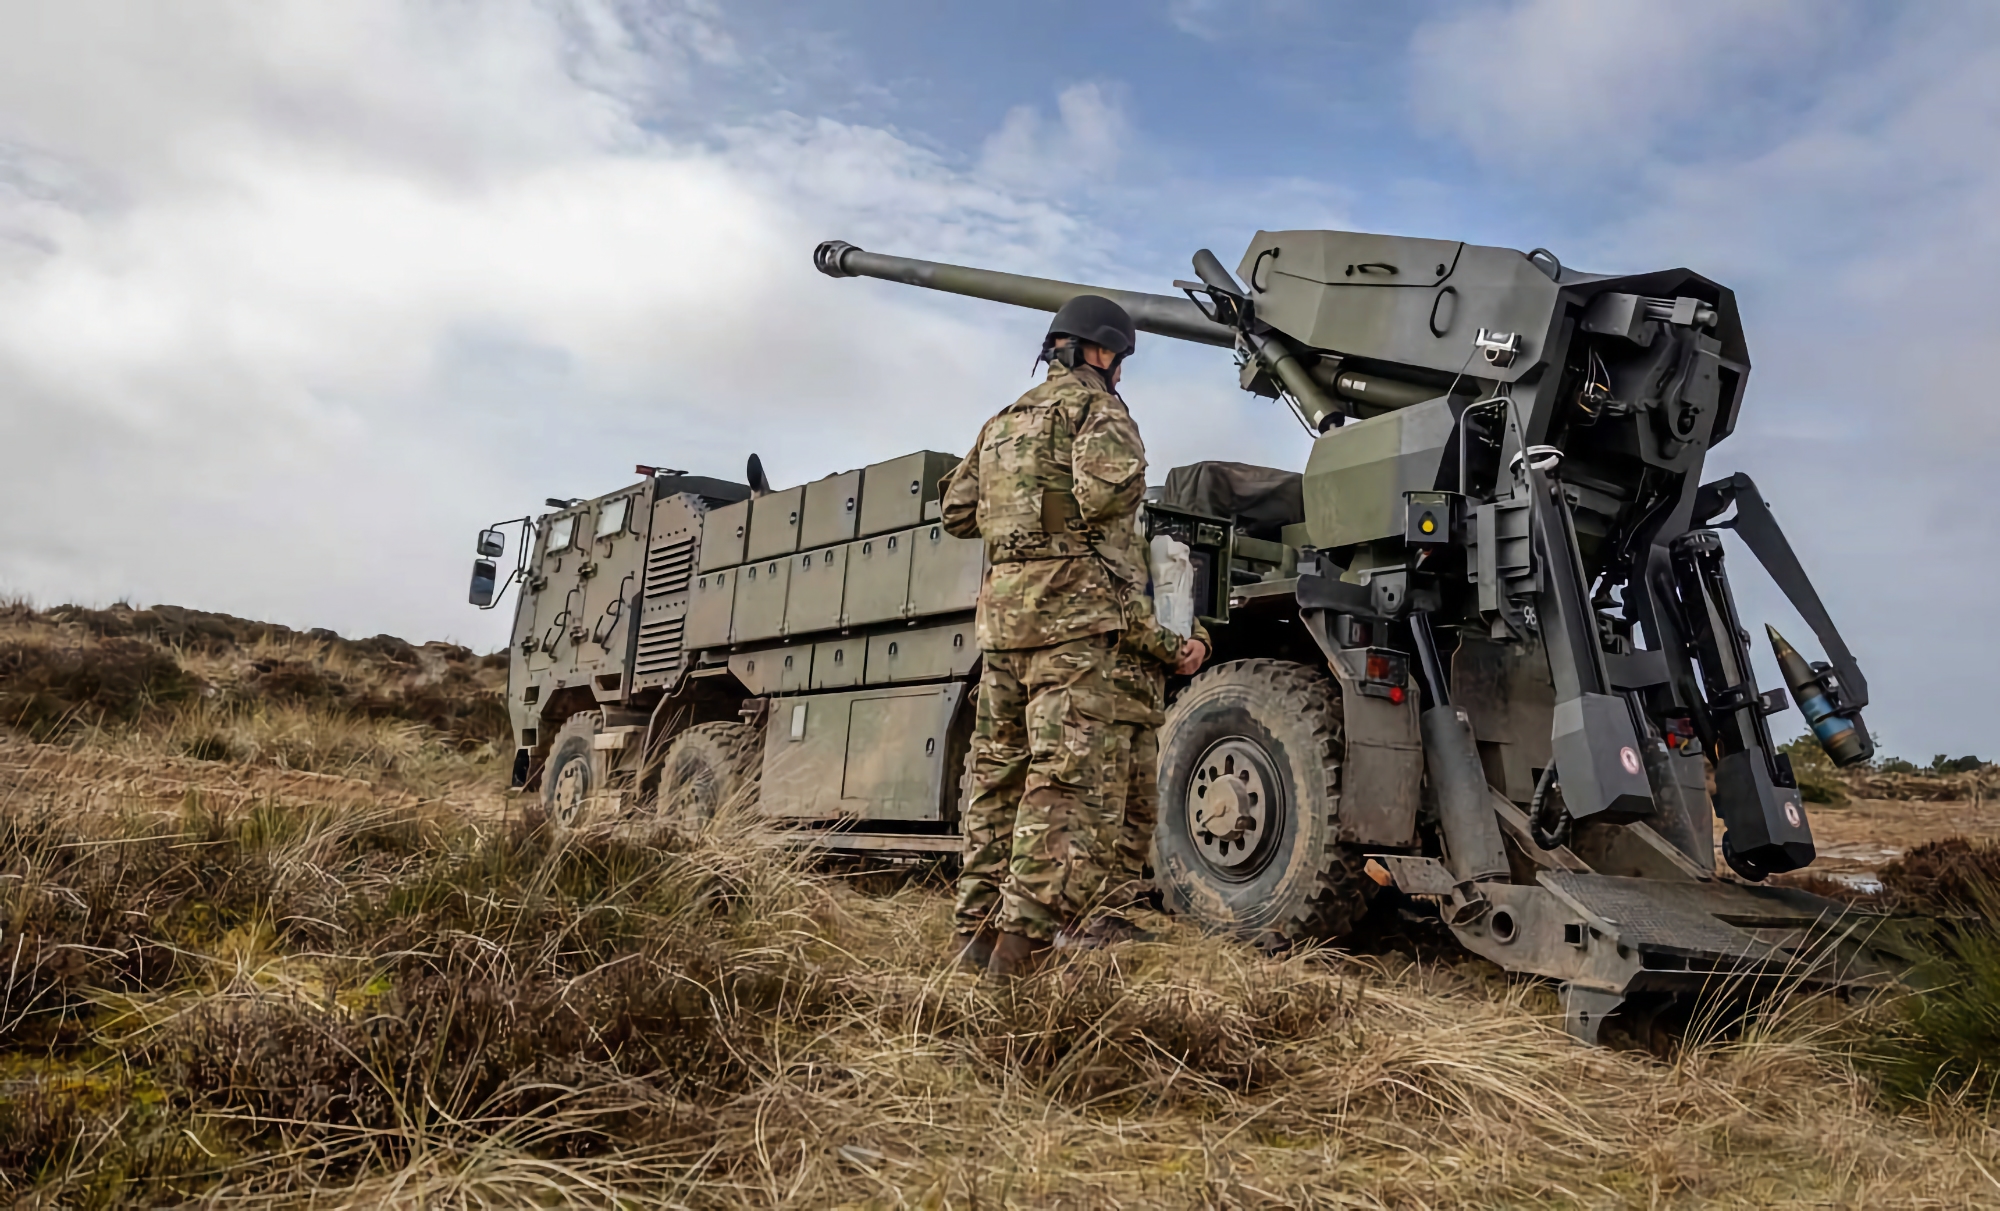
[470,451,1233,853]
[469,225,1917,1040]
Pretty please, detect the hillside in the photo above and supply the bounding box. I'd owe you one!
[1,603,1997,1207]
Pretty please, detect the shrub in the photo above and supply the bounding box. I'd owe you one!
[1929,754,1988,775]
[1880,837,2000,915]
[1861,889,2000,1109]
[1779,732,1847,805]
[0,636,194,739]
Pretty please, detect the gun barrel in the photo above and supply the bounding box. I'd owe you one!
[814,240,1237,349]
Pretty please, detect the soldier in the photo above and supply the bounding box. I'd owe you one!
[939,294,1149,980]
[1098,535,1209,920]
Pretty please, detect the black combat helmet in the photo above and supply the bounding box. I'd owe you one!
[1045,294,1136,359]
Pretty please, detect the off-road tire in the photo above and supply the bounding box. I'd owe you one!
[658,721,762,828]
[541,712,603,832]
[1153,659,1374,943]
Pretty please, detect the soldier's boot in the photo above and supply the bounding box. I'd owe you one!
[983,930,1051,983]
[951,928,997,974]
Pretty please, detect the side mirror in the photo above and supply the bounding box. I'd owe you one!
[477,528,506,558]
[468,558,498,608]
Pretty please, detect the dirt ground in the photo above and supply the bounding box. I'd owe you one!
[1798,794,2000,887]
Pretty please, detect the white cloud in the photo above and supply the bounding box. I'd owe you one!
[0,1,1183,649]
[1408,0,1839,170]
[978,83,1133,187]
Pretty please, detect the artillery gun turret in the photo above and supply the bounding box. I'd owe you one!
[468,225,1907,1043]
[812,229,1903,1038]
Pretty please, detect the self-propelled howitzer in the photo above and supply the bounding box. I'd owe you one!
[815,229,1896,1039]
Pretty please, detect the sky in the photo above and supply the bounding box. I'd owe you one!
[0,0,1994,759]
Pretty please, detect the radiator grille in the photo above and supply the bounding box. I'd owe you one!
[644,534,697,598]
[634,614,686,679]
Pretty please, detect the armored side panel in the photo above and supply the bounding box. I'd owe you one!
[811,637,864,689]
[758,683,967,821]
[685,567,736,649]
[907,523,985,618]
[1301,396,1458,548]
[785,545,847,635]
[1236,230,1560,382]
[632,493,700,690]
[800,470,863,549]
[859,452,958,537]
[843,528,915,626]
[698,499,750,573]
[731,557,791,644]
[747,486,804,562]
[865,621,978,685]
[728,644,811,695]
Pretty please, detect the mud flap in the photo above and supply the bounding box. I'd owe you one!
[1300,611,1424,847]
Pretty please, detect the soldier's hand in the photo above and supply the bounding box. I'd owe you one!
[1173,638,1207,676]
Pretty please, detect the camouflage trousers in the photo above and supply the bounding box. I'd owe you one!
[1097,721,1159,910]
[954,633,1116,941]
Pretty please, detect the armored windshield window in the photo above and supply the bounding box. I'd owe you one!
[545,514,576,552]
[595,496,631,539]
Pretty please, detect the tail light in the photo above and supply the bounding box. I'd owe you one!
[1359,648,1410,703]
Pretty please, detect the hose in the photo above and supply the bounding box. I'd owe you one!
[1529,762,1571,850]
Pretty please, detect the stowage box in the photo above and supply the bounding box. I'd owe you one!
[784,545,847,636]
[907,522,984,618]
[858,451,959,538]
[746,485,805,562]
[684,567,737,649]
[800,470,863,550]
[842,528,915,627]
[730,558,791,644]
[697,499,750,573]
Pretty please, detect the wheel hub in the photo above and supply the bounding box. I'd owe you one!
[549,756,591,826]
[1187,738,1273,871]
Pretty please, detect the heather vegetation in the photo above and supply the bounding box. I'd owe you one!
[0,602,1996,1206]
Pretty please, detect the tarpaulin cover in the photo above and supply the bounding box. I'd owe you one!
[1160,462,1304,540]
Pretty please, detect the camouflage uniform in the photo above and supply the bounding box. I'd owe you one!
[941,360,1148,942]
[1098,516,1211,909]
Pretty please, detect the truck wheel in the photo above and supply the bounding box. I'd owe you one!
[1153,659,1374,943]
[541,712,602,831]
[659,721,762,827]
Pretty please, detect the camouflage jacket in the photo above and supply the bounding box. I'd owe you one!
[1103,508,1212,726]
[940,361,1147,651]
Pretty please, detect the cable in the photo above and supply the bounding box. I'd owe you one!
[1529,763,1570,850]
[1441,344,1479,403]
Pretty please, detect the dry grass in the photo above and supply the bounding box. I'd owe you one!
[3,774,1999,1208]
[1,610,1998,1206]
